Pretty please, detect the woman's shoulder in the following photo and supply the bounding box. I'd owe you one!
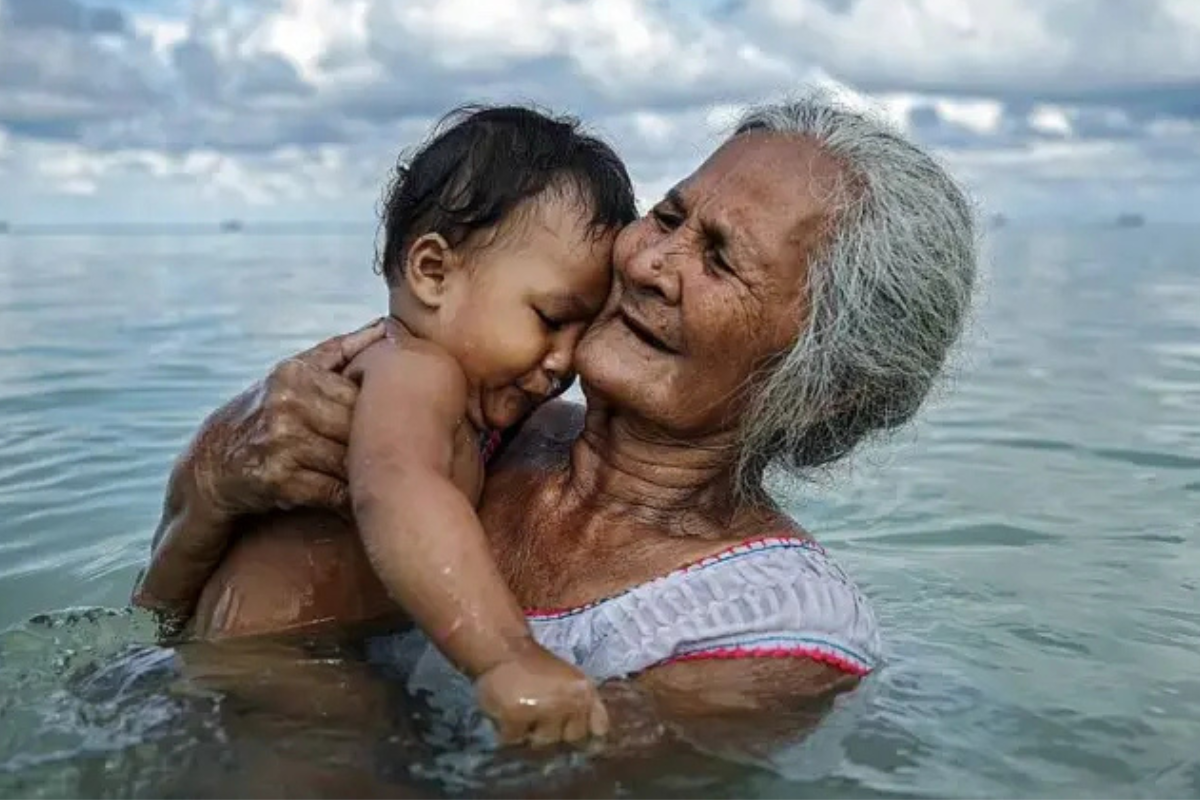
[523,398,586,441]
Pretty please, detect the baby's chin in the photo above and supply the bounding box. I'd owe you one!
[481,386,537,431]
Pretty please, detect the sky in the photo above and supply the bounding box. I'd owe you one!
[1,0,1199,225]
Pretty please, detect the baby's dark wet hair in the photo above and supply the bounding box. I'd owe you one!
[377,104,637,285]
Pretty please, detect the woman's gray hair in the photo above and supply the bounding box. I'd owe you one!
[734,91,977,498]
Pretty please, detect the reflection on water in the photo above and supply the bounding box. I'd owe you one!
[1,227,1200,796]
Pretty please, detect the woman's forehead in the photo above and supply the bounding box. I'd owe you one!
[686,133,840,207]
[673,134,840,268]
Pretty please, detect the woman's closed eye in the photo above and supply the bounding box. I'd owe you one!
[705,247,733,275]
[650,206,682,231]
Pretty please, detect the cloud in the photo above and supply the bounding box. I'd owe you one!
[0,0,1198,222]
[2,0,128,35]
[0,0,163,141]
[740,0,1200,114]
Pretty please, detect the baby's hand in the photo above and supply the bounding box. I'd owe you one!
[474,644,609,747]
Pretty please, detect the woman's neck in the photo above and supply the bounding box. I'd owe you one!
[562,401,750,537]
[483,398,793,606]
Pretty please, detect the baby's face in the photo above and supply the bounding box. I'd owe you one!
[440,195,617,432]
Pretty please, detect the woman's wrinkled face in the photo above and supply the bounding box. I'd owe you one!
[575,132,843,437]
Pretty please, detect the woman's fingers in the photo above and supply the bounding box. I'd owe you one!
[260,360,356,443]
[292,437,347,481]
[295,387,355,445]
[311,368,359,409]
[296,319,385,373]
[281,470,350,512]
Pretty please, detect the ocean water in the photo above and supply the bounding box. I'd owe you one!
[1,227,1198,797]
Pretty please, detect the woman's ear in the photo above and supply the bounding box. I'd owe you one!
[404,233,456,308]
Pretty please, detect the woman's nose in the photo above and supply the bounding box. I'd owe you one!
[618,226,682,305]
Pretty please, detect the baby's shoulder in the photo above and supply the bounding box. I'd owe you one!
[350,336,464,387]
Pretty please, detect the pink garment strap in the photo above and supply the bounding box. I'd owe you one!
[479,429,504,465]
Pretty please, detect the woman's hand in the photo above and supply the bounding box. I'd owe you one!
[192,319,386,520]
[134,320,385,619]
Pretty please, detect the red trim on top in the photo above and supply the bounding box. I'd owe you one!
[665,645,871,676]
[671,534,822,574]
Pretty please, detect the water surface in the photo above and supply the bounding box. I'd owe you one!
[1,227,1198,796]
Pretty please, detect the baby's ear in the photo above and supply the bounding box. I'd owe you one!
[404,233,456,307]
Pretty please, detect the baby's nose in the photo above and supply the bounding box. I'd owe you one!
[543,333,576,376]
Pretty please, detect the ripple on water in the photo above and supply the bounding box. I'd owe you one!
[1091,446,1200,470]
[860,522,1063,549]
[0,610,670,797]
[0,609,245,798]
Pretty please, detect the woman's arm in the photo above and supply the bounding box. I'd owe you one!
[635,657,859,717]
[562,660,850,793]
[131,320,385,621]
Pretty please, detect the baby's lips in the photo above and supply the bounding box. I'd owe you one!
[512,382,547,408]
[521,372,568,403]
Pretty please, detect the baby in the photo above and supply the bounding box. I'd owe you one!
[345,106,636,746]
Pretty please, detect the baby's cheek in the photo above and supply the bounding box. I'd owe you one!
[589,237,619,293]
[489,320,546,379]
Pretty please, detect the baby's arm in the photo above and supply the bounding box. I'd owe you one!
[347,342,607,744]
[348,341,530,672]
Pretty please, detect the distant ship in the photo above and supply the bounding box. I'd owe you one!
[988,213,1008,229]
[0,221,10,234]
[1114,213,1145,228]
[219,219,244,233]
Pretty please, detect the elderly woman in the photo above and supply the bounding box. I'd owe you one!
[135,95,976,729]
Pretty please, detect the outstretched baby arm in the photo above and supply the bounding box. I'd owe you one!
[347,341,608,746]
